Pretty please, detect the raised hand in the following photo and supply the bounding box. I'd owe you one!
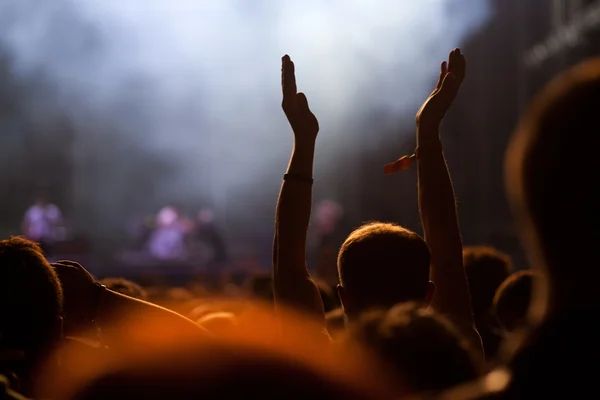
[274,55,326,327]
[416,48,466,131]
[53,260,100,328]
[413,48,483,358]
[281,55,319,141]
[384,49,466,174]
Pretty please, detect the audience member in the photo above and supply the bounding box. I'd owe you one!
[493,270,540,334]
[272,50,482,361]
[464,57,600,399]
[463,246,512,361]
[501,57,600,398]
[337,222,432,319]
[347,302,480,395]
[51,303,399,400]
[0,237,63,395]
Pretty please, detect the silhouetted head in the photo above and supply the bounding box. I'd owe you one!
[464,246,512,319]
[505,58,600,310]
[348,302,480,394]
[0,237,63,372]
[59,303,398,400]
[72,342,391,400]
[494,270,541,333]
[463,246,512,360]
[337,222,433,320]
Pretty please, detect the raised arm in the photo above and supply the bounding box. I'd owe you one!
[272,55,325,325]
[415,49,482,356]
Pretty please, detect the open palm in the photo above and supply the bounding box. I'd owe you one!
[416,48,466,130]
[281,55,319,140]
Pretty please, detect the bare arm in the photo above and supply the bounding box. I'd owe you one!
[96,288,210,350]
[53,260,209,349]
[415,49,483,356]
[273,55,325,326]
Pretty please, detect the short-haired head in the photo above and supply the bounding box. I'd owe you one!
[463,246,512,318]
[494,270,541,333]
[0,237,63,358]
[348,302,480,394]
[337,222,432,319]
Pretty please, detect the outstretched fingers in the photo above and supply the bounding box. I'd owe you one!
[436,61,448,91]
[435,48,465,102]
[447,48,466,83]
[282,55,297,108]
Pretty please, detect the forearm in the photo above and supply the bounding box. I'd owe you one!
[417,129,463,252]
[417,127,471,321]
[273,138,324,319]
[287,138,316,177]
[417,127,482,358]
[276,139,315,269]
[97,289,209,349]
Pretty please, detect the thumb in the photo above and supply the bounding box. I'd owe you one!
[296,92,311,113]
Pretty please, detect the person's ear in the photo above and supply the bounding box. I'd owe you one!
[424,281,436,306]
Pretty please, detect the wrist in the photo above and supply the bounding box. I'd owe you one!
[417,122,440,135]
[417,124,441,141]
[416,132,442,155]
[293,136,316,149]
[283,173,313,184]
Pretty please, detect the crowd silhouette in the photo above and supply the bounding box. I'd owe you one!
[1,46,598,400]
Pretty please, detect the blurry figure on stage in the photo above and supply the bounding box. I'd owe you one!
[147,205,193,261]
[312,199,344,287]
[124,212,156,252]
[194,208,229,269]
[21,196,65,253]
